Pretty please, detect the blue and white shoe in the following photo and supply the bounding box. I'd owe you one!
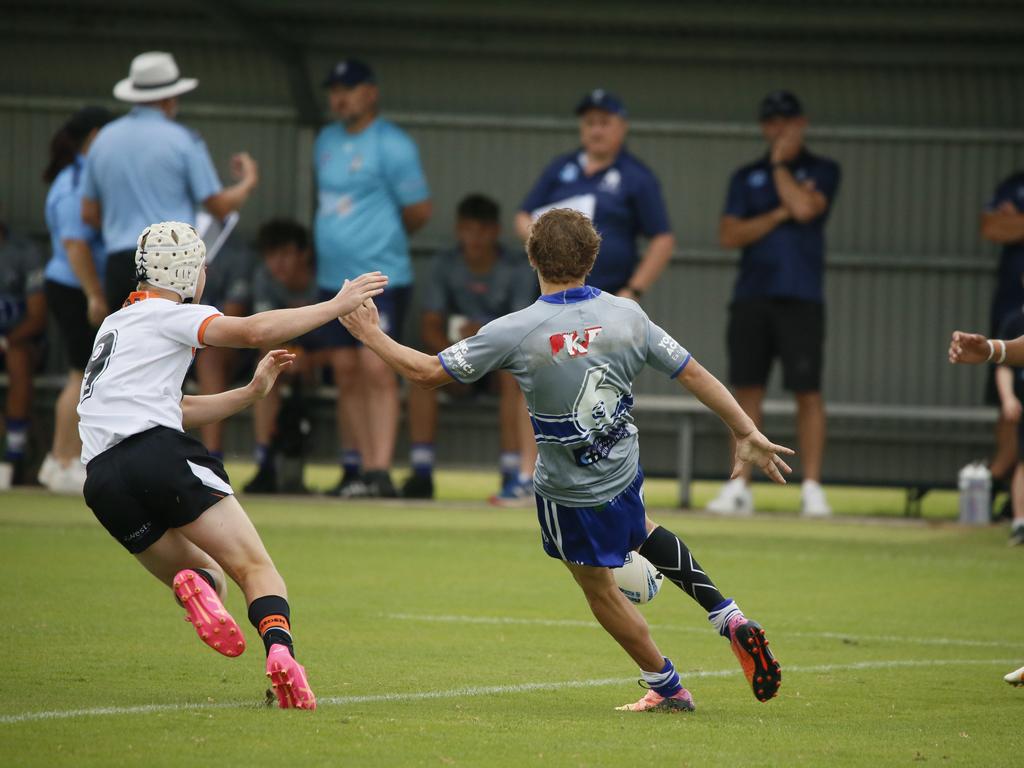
[490,475,534,507]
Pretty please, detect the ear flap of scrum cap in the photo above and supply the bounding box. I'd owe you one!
[134,221,207,301]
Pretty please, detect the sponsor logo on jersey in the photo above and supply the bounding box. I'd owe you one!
[748,169,768,188]
[598,168,621,193]
[445,339,475,377]
[559,163,580,183]
[550,326,602,357]
[658,333,683,361]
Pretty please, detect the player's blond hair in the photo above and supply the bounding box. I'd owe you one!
[526,209,601,284]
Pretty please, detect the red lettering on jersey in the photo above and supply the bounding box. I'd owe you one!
[549,326,603,357]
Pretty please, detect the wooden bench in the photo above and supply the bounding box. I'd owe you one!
[634,395,996,514]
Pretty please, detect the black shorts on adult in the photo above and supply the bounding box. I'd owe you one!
[44,280,94,370]
[83,426,234,554]
[104,249,139,311]
[727,298,825,392]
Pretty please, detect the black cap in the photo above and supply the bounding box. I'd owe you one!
[574,89,627,117]
[65,106,114,140]
[758,90,803,121]
[322,59,376,88]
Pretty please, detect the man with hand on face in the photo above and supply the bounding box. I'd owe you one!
[515,89,675,300]
[708,90,841,518]
[314,58,432,499]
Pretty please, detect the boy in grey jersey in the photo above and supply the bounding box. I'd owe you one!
[342,209,792,712]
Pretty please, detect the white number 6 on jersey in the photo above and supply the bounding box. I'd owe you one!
[573,364,622,435]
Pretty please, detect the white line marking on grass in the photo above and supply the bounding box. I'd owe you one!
[0,658,1016,726]
[384,613,1019,650]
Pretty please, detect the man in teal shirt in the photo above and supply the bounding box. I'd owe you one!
[313,58,432,497]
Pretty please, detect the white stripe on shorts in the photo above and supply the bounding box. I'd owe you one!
[186,460,234,496]
[546,499,567,561]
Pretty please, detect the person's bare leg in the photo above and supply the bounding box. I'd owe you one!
[4,343,33,422]
[357,347,399,471]
[52,369,84,464]
[794,391,826,482]
[195,347,234,454]
[565,562,664,671]
[135,528,228,598]
[732,387,766,483]
[1012,463,1024,526]
[407,384,438,444]
[332,347,368,468]
[991,417,1019,481]
[252,376,282,448]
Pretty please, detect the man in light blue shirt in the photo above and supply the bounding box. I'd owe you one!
[313,58,432,497]
[81,52,260,312]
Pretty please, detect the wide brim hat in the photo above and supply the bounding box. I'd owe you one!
[114,51,198,103]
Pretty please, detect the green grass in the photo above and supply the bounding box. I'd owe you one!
[1,471,1022,767]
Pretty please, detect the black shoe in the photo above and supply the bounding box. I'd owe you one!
[1009,525,1024,547]
[363,469,398,498]
[401,473,435,499]
[327,468,368,499]
[243,465,279,494]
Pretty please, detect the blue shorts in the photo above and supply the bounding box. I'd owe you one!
[315,286,410,348]
[535,469,648,567]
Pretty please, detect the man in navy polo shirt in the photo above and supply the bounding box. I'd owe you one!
[707,90,840,517]
[515,90,675,300]
[980,170,1024,489]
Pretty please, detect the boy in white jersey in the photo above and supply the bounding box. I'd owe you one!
[78,221,387,710]
[341,209,792,712]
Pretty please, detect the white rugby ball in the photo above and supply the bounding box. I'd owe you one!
[613,551,662,604]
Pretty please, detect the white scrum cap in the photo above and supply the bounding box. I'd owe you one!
[134,221,207,301]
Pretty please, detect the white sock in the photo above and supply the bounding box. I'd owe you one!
[708,599,744,637]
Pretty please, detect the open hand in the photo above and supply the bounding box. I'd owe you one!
[948,331,990,365]
[336,272,388,316]
[86,292,109,327]
[339,298,380,341]
[231,152,259,186]
[249,349,295,398]
[732,430,795,485]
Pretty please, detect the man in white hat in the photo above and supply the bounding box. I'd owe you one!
[82,52,260,313]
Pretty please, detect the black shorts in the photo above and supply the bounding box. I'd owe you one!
[45,280,94,370]
[727,298,825,392]
[83,426,234,554]
[315,286,411,348]
[104,249,138,311]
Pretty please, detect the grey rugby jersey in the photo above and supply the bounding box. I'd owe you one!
[438,285,690,506]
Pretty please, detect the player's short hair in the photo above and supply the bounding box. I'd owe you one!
[257,218,309,255]
[526,209,601,283]
[456,194,500,224]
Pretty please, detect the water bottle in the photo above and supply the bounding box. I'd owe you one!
[958,462,991,525]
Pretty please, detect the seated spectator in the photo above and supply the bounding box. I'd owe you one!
[243,219,328,494]
[39,105,113,494]
[194,236,254,459]
[0,222,47,488]
[402,194,538,504]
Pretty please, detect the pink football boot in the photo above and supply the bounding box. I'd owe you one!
[616,687,695,712]
[172,569,246,658]
[266,644,317,710]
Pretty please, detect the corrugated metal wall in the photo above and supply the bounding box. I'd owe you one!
[3,0,1022,483]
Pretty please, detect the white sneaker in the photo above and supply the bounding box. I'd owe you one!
[707,479,754,516]
[801,480,831,517]
[1004,665,1024,686]
[45,460,86,495]
[37,453,59,486]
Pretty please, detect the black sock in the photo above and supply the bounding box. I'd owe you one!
[193,568,218,592]
[639,526,726,611]
[247,595,294,657]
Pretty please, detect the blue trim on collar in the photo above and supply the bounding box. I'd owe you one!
[538,285,602,305]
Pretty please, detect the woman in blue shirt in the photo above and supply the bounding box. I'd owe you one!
[40,106,112,492]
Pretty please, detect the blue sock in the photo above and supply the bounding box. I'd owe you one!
[4,418,28,460]
[254,443,271,470]
[499,452,520,482]
[410,443,435,478]
[341,449,361,476]
[641,657,682,697]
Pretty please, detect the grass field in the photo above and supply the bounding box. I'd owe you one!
[2,467,1023,767]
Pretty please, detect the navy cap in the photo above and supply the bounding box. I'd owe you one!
[574,89,627,117]
[758,90,803,120]
[322,59,376,88]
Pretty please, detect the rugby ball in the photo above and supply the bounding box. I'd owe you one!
[613,551,662,604]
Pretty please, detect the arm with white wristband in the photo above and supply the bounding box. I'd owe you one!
[948,330,1024,366]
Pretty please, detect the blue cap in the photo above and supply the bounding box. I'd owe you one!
[758,90,803,120]
[574,89,627,117]
[322,59,376,88]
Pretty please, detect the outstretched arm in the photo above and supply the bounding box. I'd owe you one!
[202,272,388,349]
[949,330,1024,367]
[181,350,294,428]
[340,300,452,389]
[677,358,795,484]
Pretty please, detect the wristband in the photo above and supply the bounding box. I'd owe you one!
[987,340,995,362]
[988,339,1008,364]
[998,339,1008,364]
